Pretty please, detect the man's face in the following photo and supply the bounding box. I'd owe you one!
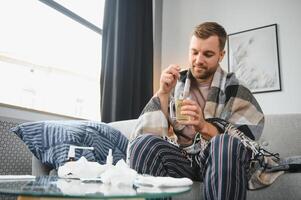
[189,35,225,83]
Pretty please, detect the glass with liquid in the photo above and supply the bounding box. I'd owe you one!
[170,97,189,122]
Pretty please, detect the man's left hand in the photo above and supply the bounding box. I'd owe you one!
[179,99,218,139]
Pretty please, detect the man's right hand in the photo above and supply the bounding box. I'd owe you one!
[155,65,180,118]
[157,65,181,96]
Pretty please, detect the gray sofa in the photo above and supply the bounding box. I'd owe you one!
[107,113,301,200]
[1,114,301,199]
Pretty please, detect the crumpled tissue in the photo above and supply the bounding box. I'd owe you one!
[58,156,107,179]
[55,178,136,196]
[100,159,137,186]
[57,156,193,189]
[135,175,193,188]
[58,157,138,186]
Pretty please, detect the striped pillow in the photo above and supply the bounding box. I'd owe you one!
[11,120,129,170]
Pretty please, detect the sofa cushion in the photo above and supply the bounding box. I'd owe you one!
[11,120,129,169]
[108,119,138,139]
[258,114,301,157]
[174,173,301,200]
[247,172,301,200]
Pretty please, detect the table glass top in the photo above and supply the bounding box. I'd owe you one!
[0,176,191,199]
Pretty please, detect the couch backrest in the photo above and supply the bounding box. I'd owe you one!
[258,113,301,158]
[108,114,301,158]
[108,119,138,139]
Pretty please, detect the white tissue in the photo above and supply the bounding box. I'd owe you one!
[57,156,193,192]
[100,159,138,186]
[55,178,136,196]
[136,185,191,194]
[58,156,107,179]
[135,175,193,188]
[58,157,138,187]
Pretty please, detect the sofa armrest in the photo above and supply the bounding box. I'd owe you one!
[32,156,52,176]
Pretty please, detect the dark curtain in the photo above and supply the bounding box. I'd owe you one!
[100,0,153,123]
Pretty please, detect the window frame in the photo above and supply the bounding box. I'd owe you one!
[0,0,104,120]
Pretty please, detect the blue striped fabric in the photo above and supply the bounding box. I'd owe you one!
[11,120,128,169]
[130,134,251,200]
[200,134,251,200]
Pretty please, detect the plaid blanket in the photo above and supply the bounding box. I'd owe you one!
[128,66,283,189]
[130,67,264,142]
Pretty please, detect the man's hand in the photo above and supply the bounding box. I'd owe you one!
[155,65,181,117]
[179,99,218,139]
[157,65,181,96]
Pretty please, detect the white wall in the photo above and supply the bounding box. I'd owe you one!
[161,0,301,114]
[153,0,163,94]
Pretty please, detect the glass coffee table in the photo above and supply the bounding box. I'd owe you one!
[0,176,192,199]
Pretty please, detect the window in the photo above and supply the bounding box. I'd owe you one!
[0,0,104,120]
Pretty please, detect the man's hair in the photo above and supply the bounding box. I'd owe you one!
[193,22,227,51]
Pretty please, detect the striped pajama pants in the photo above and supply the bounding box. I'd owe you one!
[129,134,251,200]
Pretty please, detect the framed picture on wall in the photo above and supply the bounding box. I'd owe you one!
[227,24,281,93]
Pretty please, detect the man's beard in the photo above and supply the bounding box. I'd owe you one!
[191,65,216,81]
